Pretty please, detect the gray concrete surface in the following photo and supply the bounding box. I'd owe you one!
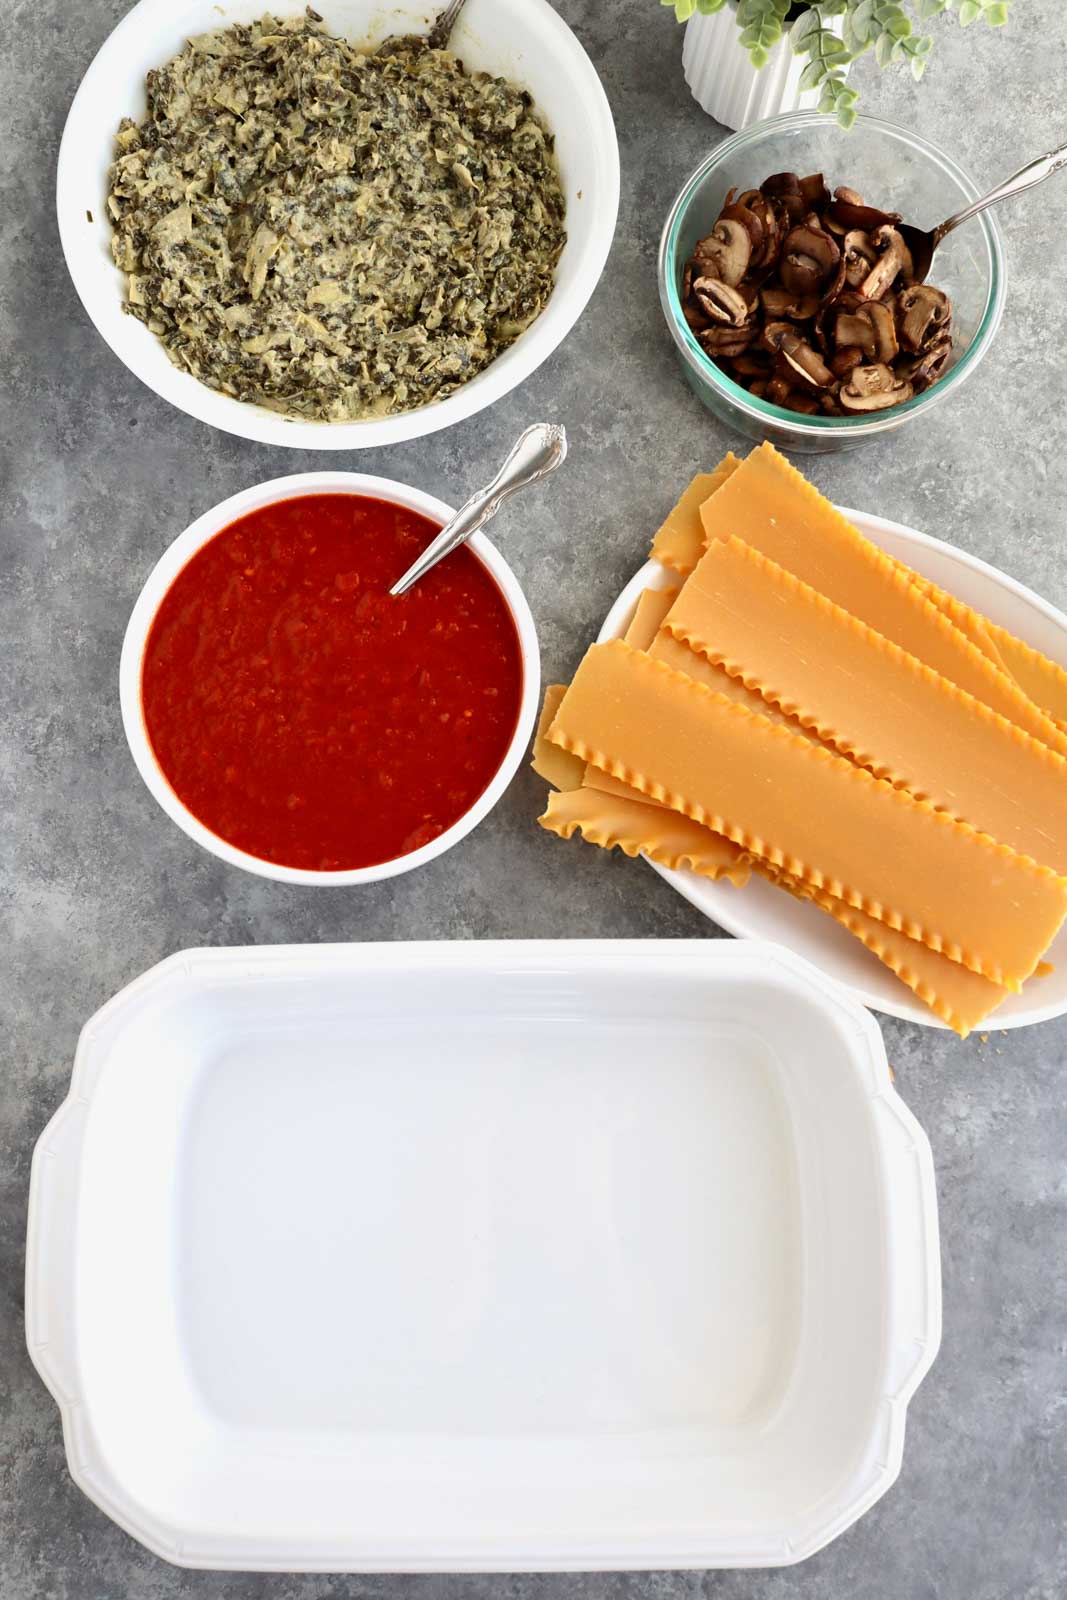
[3,1,1066,1595]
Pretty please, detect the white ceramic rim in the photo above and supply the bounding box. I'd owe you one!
[119,473,540,884]
[56,0,620,449]
[598,506,1067,1030]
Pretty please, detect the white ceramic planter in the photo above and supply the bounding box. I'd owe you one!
[683,7,847,131]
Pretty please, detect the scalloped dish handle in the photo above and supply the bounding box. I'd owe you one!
[873,1090,943,1402]
[25,1096,90,1407]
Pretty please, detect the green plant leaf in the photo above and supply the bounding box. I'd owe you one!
[849,0,878,42]
[799,55,828,88]
[874,28,897,63]
[789,5,821,50]
[683,0,1004,122]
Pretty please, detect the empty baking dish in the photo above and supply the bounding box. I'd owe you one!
[26,940,939,1570]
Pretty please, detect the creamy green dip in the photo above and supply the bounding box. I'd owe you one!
[107,11,566,420]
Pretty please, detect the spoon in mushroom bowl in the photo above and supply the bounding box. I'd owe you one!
[900,139,1067,284]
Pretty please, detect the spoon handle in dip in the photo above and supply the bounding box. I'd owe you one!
[426,0,470,50]
[389,423,568,597]
[932,139,1067,248]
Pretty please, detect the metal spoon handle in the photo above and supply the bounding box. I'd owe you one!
[426,0,469,50]
[389,423,568,597]
[934,139,1067,247]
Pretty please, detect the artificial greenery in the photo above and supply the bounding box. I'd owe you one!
[662,0,1010,127]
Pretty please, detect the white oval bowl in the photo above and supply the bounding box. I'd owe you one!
[598,507,1067,1031]
[58,0,619,449]
[120,473,540,883]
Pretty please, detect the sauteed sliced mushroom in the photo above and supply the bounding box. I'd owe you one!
[780,224,841,299]
[859,225,914,301]
[692,277,751,327]
[842,229,877,288]
[907,333,954,392]
[774,330,835,390]
[761,286,819,320]
[682,172,954,418]
[896,284,952,352]
[839,363,914,413]
[694,218,751,287]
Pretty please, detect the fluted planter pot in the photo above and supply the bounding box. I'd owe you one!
[683,6,847,131]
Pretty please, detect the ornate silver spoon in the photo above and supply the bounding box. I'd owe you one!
[901,139,1067,284]
[390,423,568,597]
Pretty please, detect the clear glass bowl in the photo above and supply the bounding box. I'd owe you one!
[658,111,1006,454]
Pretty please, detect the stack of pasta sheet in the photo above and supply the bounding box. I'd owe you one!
[533,443,1067,1036]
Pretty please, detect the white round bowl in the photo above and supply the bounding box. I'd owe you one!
[58,0,619,449]
[119,474,540,883]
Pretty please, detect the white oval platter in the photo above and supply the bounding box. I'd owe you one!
[598,507,1067,1031]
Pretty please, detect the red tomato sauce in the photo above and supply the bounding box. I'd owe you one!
[141,494,523,871]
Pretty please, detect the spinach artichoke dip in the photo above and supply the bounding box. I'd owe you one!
[106,11,566,421]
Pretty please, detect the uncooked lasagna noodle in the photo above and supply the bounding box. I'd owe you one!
[695,444,1067,754]
[582,605,819,812]
[983,622,1067,726]
[649,454,740,575]
[749,861,1009,1037]
[540,713,1010,1035]
[649,629,816,738]
[540,785,750,883]
[624,586,678,651]
[885,560,1067,726]
[531,684,586,792]
[539,586,681,812]
[541,769,1013,1034]
[902,574,1009,669]
[582,589,686,809]
[536,662,1012,1032]
[682,443,1067,729]
[666,536,1067,871]
[547,640,1067,989]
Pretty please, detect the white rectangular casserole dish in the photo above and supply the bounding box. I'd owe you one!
[26,940,939,1570]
